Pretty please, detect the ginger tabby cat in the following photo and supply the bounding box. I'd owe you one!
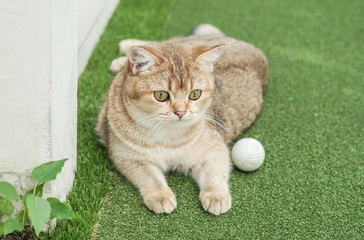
[97,24,268,215]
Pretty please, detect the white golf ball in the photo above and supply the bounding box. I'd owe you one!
[231,138,265,172]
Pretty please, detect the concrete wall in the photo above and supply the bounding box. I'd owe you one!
[0,0,119,217]
[78,0,119,75]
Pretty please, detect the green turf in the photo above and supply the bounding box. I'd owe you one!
[51,0,364,239]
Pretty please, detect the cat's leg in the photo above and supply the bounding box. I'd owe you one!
[110,56,128,73]
[191,24,224,36]
[96,101,109,145]
[113,157,177,214]
[190,144,232,215]
[119,39,153,55]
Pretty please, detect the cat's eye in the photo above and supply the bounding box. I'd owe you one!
[154,91,169,102]
[189,89,202,100]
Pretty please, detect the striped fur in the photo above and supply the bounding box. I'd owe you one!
[97,24,268,215]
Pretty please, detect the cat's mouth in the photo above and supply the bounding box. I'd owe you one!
[172,116,191,122]
[173,114,200,126]
[159,112,196,124]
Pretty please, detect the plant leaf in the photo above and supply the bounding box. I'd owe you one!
[0,196,14,216]
[16,209,29,225]
[3,219,24,236]
[0,182,19,201]
[23,183,44,206]
[31,159,68,184]
[47,197,75,220]
[33,183,45,197]
[26,195,51,237]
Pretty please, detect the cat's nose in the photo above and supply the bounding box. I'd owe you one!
[173,111,186,119]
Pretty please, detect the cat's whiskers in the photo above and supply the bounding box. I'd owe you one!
[203,119,218,131]
[149,119,164,134]
[131,115,159,128]
[195,111,227,131]
[121,115,161,137]
[127,116,163,145]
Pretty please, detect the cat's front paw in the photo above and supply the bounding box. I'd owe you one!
[143,187,177,214]
[199,188,231,216]
[110,56,128,73]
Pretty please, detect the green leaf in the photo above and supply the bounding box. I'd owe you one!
[23,193,31,207]
[23,183,44,206]
[47,198,75,220]
[33,183,45,197]
[3,219,24,236]
[26,195,51,237]
[31,159,68,184]
[0,196,14,216]
[0,182,19,201]
[16,209,29,225]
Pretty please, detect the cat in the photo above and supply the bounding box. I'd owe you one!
[96,24,268,215]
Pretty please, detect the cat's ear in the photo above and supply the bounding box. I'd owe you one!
[194,45,224,73]
[129,47,159,75]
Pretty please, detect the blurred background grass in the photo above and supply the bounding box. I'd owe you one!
[49,0,364,239]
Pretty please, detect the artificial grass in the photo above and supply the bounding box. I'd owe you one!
[51,0,363,239]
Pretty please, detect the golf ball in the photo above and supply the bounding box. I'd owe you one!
[231,138,265,172]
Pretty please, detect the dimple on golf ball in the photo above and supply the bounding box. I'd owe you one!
[231,138,265,172]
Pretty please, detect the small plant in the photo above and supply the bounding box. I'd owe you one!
[0,158,76,237]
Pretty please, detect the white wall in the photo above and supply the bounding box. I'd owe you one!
[0,0,119,218]
[50,0,78,201]
[78,0,119,75]
[0,0,77,207]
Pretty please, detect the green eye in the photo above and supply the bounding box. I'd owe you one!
[154,91,169,102]
[189,89,202,100]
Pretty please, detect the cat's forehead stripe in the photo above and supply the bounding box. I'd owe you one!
[169,55,188,89]
[183,76,192,90]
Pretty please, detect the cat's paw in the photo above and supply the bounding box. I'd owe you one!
[199,188,231,216]
[119,39,150,55]
[143,187,177,214]
[110,56,128,73]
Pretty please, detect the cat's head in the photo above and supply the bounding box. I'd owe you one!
[122,43,223,131]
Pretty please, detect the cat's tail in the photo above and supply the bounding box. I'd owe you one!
[191,24,224,36]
